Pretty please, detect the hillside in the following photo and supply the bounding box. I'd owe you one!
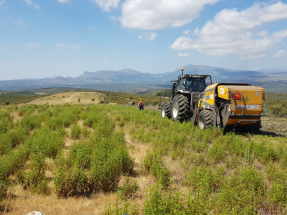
[0,92,286,214]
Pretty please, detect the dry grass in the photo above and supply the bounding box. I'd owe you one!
[64,128,73,149]
[261,116,287,136]
[2,189,117,215]
[163,156,185,184]
[77,119,84,128]
[10,112,22,123]
[27,92,100,105]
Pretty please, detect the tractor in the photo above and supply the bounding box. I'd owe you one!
[159,68,266,131]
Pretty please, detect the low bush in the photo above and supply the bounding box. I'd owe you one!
[71,123,81,139]
[117,177,138,200]
[142,150,171,189]
[54,129,133,197]
[18,153,47,194]
[18,105,35,117]
[53,157,93,197]
[20,115,42,131]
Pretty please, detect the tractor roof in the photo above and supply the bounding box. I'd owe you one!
[171,74,211,82]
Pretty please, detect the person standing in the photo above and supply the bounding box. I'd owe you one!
[138,99,144,111]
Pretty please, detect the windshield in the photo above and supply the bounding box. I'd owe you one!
[186,78,206,92]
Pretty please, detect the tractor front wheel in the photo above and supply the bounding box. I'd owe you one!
[197,110,213,129]
[161,103,166,118]
[161,102,171,119]
[171,94,189,122]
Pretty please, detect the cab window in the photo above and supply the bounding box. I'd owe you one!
[186,78,206,92]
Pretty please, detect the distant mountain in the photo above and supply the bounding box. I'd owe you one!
[0,65,287,92]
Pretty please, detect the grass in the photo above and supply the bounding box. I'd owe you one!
[0,92,286,214]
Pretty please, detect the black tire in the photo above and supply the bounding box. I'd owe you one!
[197,110,213,129]
[171,94,189,122]
[161,102,171,119]
[165,102,171,119]
[161,103,167,118]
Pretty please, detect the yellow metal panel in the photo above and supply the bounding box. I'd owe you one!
[217,85,229,100]
[205,83,217,91]
[205,90,215,106]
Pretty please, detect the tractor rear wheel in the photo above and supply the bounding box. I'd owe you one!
[197,110,213,129]
[171,94,189,122]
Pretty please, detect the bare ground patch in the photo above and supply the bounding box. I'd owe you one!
[27,92,100,106]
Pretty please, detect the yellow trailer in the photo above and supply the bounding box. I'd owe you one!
[193,83,266,130]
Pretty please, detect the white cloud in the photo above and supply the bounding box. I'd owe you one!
[258,30,268,37]
[120,0,218,30]
[55,43,66,48]
[25,43,39,47]
[170,1,287,59]
[87,26,95,30]
[274,50,286,58]
[71,45,81,49]
[57,0,70,3]
[16,20,26,28]
[23,0,40,9]
[138,32,157,41]
[178,53,190,58]
[239,54,266,60]
[91,0,120,12]
[183,30,192,35]
[103,60,107,63]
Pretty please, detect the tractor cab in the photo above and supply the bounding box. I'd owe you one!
[173,74,212,94]
[185,77,207,92]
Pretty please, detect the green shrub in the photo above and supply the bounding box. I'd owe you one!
[143,188,206,215]
[216,167,264,213]
[20,115,42,131]
[253,142,279,164]
[184,166,224,195]
[45,117,63,131]
[54,131,133,196]
[7,126,29,147]
[117,177,138,200]
[103,197,139,215]
[142,150,171,189]
[0,134,12,156]
[268,180,287,204]
[18,153,47,194]
[81,126,89,138]
[90,137,133,192]
[209,143,226,163]
[26,128,65,158]
[71,123,81,139]
[68,141,93,169]
[18,105,35,116]
[53,157,93,197]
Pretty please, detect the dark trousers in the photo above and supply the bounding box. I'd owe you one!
[139,106,144,111]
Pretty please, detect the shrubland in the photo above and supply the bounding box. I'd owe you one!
[0,99,286,214]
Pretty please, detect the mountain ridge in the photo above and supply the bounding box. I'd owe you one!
[1,65,287,92]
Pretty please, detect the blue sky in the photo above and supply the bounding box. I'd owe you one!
[1,0,287,80]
